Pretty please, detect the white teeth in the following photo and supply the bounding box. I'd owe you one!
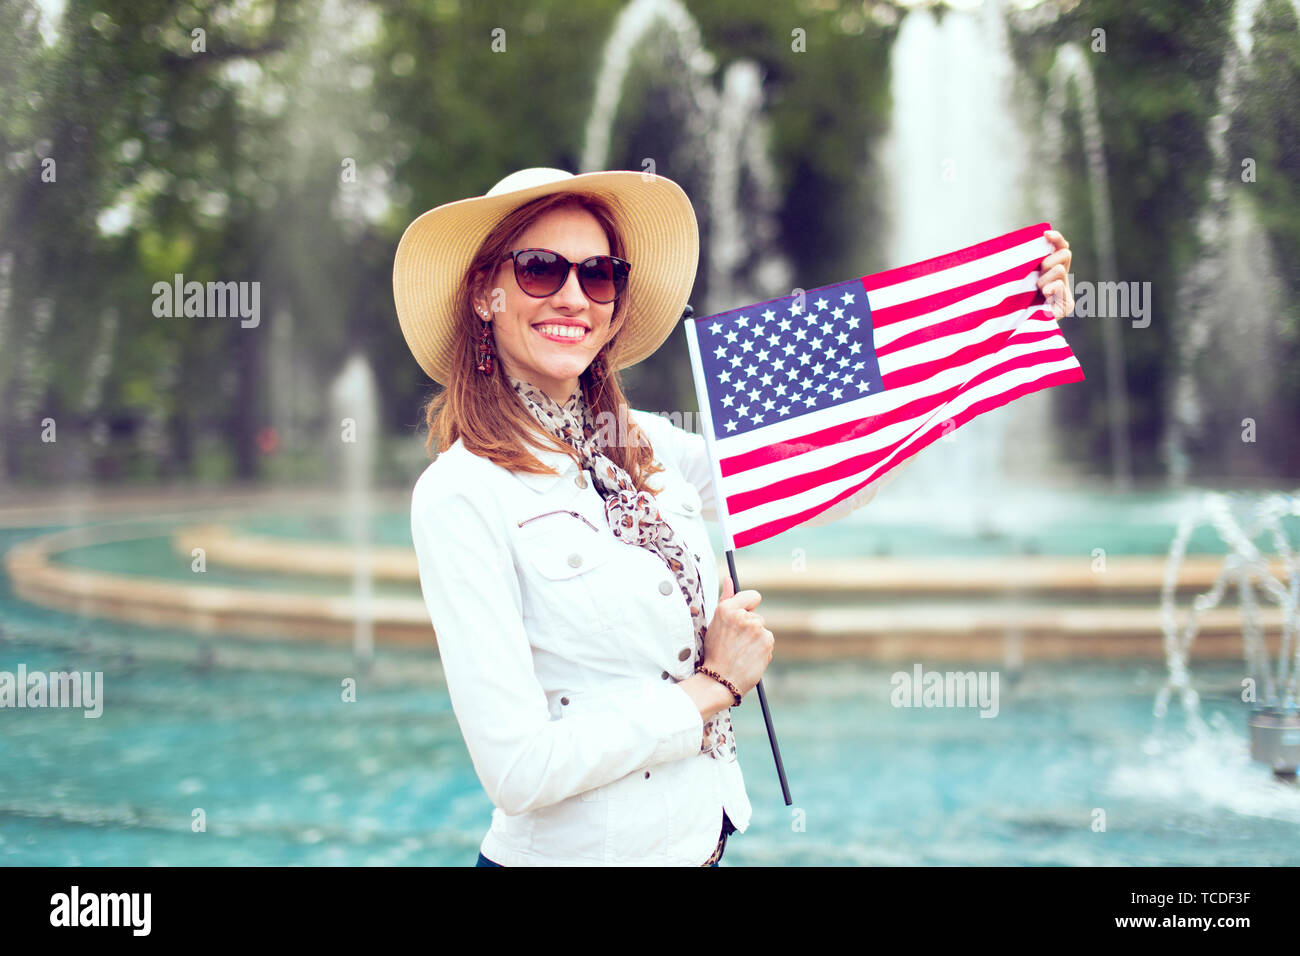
[535,324,587,339]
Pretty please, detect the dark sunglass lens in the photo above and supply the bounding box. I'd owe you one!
[580,257,627,302]
[578,259,613,301]
[515,250,563,295]
[611,258,629,287]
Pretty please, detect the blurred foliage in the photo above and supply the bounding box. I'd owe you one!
[0,0,1296,489]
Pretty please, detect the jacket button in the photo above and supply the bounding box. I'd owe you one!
[644,771,650,779]
[560,696,569,705]
[658,580,673,595]
[567,553,582,568]
[575,472,588,489]
[660,671,670,680]
[677,648,691,662]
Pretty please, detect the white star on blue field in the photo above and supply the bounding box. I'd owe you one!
[693,279,885,438]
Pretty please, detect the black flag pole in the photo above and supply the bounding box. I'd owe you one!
[681,303,792,806]
[726,548,793,806]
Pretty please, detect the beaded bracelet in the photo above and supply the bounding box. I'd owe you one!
[697,667,742,707]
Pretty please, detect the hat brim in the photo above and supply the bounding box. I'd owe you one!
[393,170,699,386]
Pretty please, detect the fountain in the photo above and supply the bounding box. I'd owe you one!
[329,354,379,671]
[268,309,296,456]
[579,0,716,177]
[879,2,1029,264]
[1157,490,1300,777]
[1043,43,1132,490]
[11,298,54,472]
[65,306,118,524]
[1163,0,1289,486]
[703,60,791,317]
[870,0,1057,536]
[578,0,791,320]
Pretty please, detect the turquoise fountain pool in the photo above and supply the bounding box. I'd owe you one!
[4,496,1299,867]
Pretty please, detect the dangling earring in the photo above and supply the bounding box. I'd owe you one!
[588,349,607,384]
[474,308,494,375]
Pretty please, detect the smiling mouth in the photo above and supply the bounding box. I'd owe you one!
[533,323,590,343]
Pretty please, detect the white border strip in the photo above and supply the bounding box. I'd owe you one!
[684,317,737,552]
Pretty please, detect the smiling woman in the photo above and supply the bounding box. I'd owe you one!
[411,185,663,488]
[394,168,777,866]
[470,201,627,406]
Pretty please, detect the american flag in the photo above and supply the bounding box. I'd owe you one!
[684,222,1085,550]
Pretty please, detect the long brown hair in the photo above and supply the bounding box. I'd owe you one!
[419,191,666,495]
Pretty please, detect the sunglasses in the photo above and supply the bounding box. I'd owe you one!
[500,248,631,304]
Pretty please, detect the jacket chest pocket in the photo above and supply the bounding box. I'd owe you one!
[513,520,629,665]
[656,481,703,521]
[653,483,706,548]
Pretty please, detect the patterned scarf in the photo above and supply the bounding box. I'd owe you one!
[508,372,737,764]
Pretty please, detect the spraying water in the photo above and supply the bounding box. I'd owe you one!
[579,0,791,319]
[1164,0,1288,485]
[1044,44,1132,490]
[871,1,1052,535]
[330,354,379,671]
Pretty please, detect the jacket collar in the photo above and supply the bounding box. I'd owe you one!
[512,440,582,494]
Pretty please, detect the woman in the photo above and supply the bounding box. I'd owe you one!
[394,167,1073,866]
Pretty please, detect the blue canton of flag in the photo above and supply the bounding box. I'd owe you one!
[696,280,885,439]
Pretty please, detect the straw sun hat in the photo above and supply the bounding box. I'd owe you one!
[392,167,700,386]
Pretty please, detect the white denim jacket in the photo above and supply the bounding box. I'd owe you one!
[410,407,900,865]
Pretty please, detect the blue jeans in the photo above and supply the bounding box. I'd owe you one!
[475,812,734,866]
